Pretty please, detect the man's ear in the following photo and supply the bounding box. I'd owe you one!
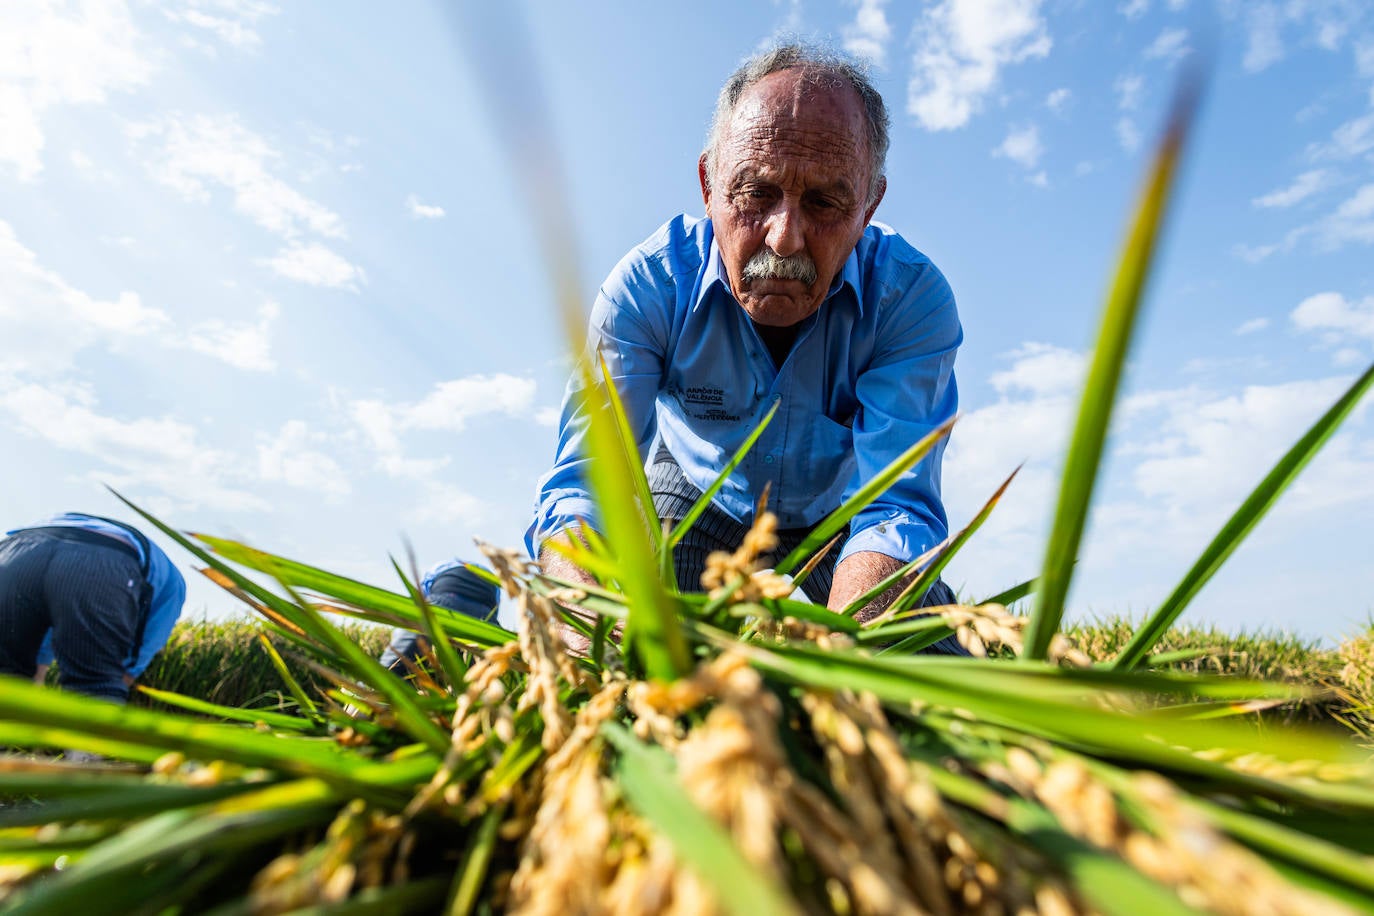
[698,153,712,211]
[863,175,887,225]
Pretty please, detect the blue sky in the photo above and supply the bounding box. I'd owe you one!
[2,0,1372,642]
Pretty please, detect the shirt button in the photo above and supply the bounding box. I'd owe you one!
[764,455,774,463]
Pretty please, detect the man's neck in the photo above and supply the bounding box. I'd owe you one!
[753,321,800,369]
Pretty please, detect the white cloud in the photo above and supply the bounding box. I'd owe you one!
[1235,317,1270,335]
[1029,170,1049,188]
[1309,112,1374,161]
[989,342,1086,397]
[406,194,446,220]
[1252,169,1330,208]
[0,220,169,373]
[1119,0,1149,19]
[134,114,346,240]
[1144,27,1190,63]
[407,481,487,526]
[257,420,351,496]
[398,375,538,431]
[1045,87,1071,113]
[906,0,1052,131]
[842,0,892,67]
[1313,183,1374,249]
[1116,117,1142,152]
[163,0,279,51]
[0,380,267,512]
[1130,377,1373,514]
[1243,3,1285,72]
[264,243,365,290]
[1115,74,1144,111]
[1291,291,1374,344]
[0,1,154,180]
[350,374,540,479]
[534,405,561,428]
[182,301,279,371]
[993,123,1044,169]
[1333,347,1366,367]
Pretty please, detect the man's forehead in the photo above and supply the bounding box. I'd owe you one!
[721,70,868,160]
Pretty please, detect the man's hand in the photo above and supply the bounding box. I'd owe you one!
[537,532,601,655]
[827,551,908,625]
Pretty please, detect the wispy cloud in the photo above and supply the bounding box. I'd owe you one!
[133,114,346,239]
[0,220,169,374]
[906,0,1051,131]
[842,0,891,67]
[1116,117,1142,152]
[1143,27,1190,63]
[350,374,539,478]
[264,243,365,290]
[1119,0,1149,19]
[0,380,269,512]
[1235,317,1270,335]
[257,419,351,497]
[1291,291,1374,345]
[181,301,279,371]
[1045,87,1071,113]
[1308,112,1374,161]
[163,0,279,52]
[1252,169,1331,208]
[993,123,1043,168]
[0,2,154,180]
[1243,3,1284,72]
[406,194,446,220]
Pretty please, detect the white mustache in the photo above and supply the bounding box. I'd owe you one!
[741,247,818,285]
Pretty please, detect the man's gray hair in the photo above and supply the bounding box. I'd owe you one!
[703,42,890,203]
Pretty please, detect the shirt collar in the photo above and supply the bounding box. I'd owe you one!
[695,231,865,318]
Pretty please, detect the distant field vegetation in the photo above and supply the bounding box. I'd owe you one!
[125,616,1374,742]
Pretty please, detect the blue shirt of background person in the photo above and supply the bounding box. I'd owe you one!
[379,558,500,673]
[527,215,960,568]
[15,513,187,678]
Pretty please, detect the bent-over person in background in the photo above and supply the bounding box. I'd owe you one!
[0,512,187,702]
[379,558,500,674]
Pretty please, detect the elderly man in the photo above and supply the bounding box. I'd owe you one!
[0,512,187,702]
[528,44,963,646]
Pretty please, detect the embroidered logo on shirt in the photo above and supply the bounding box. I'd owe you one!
[676,385,740,422]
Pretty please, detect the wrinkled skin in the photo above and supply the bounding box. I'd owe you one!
[700,67,886,328]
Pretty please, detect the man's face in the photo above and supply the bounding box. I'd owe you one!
[700,68,885,328]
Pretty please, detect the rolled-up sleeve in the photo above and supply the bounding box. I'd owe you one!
[839,263,961,566]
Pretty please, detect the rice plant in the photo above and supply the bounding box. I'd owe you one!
[3,58,1374,916]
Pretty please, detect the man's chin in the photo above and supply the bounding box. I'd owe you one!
[738,293,821,327]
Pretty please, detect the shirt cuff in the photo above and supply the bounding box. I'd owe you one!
[839,510,943,566]
[526,494,599,557]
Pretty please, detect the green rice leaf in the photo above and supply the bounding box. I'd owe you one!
[774,414,956,576]
[134,684,319,731]
[664,398,779,554]
[603,723,800,916]
[978,576,1037,608]
[445,804,504,916]
[1112,359,1374,669]
[1025,78,1202,660]
[257,633,324,724]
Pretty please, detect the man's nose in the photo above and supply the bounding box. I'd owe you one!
[764,201,805,258]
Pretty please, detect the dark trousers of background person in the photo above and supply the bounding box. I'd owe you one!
[0,529,147,702]
[647,449,969,656]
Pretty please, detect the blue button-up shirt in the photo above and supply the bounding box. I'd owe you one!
[9,513,187,677]
[528,215,960,567]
